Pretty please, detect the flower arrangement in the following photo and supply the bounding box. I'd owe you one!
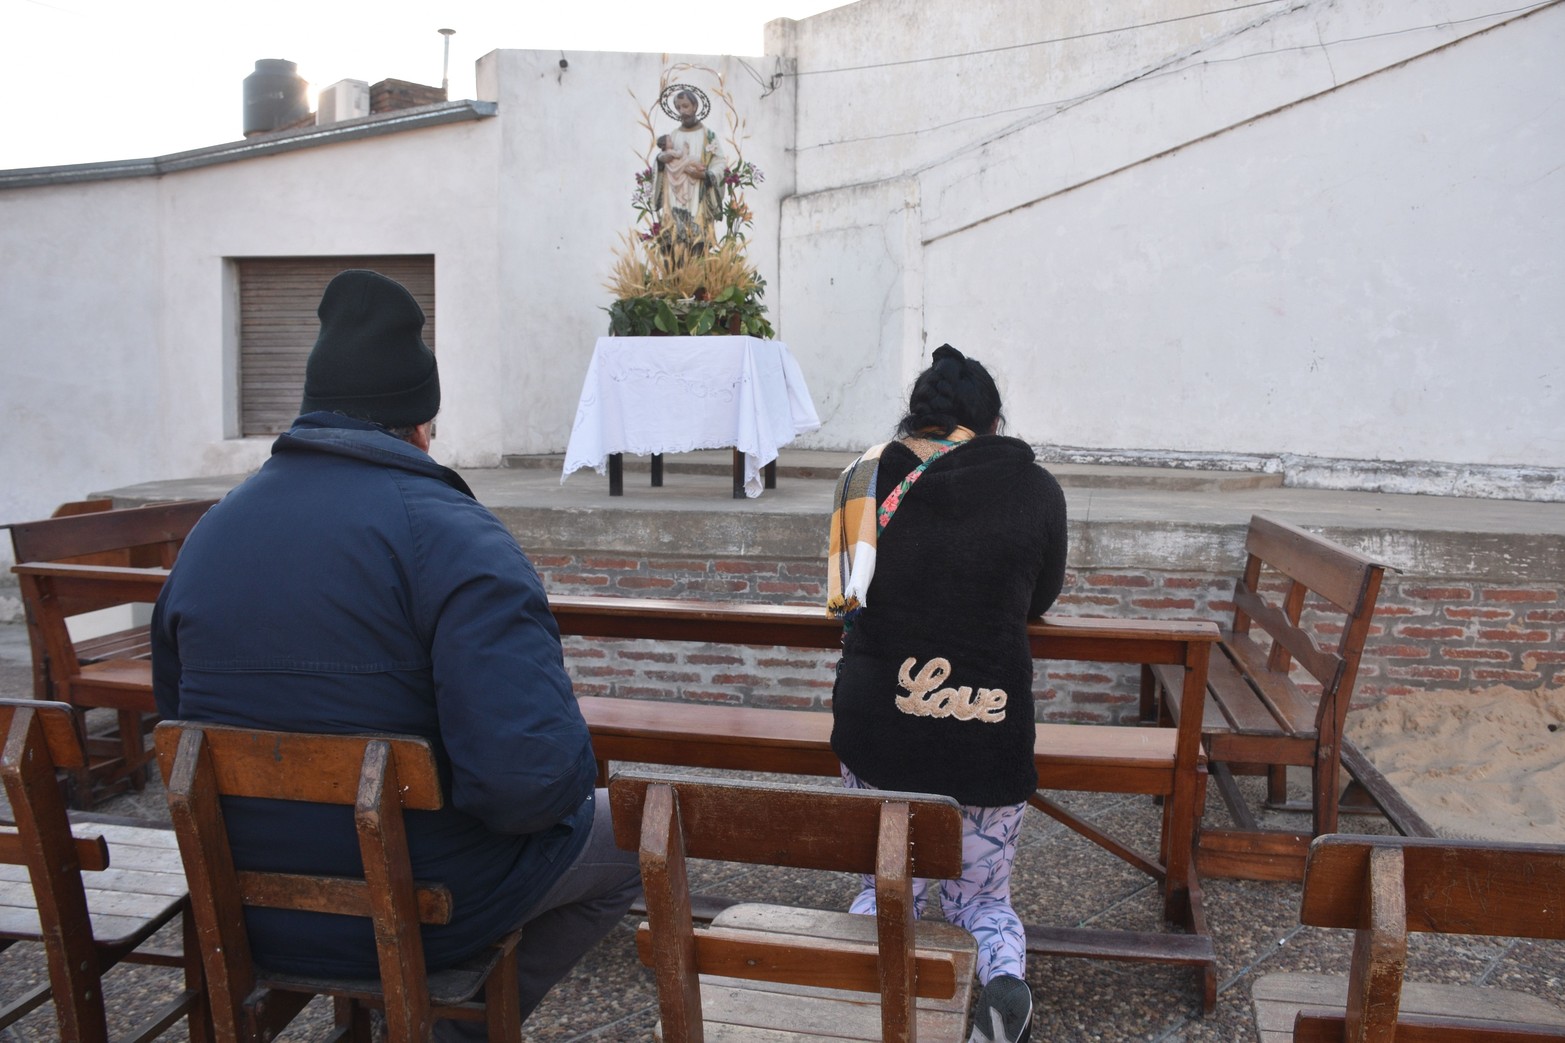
[605,66,774,339]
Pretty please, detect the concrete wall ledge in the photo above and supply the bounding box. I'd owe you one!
[70,461,1565,585]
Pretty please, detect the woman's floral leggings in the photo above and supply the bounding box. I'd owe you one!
[840,766,1027,984]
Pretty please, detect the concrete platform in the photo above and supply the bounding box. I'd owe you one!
[92,448,1565,582]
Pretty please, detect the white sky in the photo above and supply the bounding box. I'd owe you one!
[3,0,844,170]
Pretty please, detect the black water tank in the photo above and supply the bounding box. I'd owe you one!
[243,59,309,134]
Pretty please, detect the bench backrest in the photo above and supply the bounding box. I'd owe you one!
[6,499,217,568]
[1294,835,1565,1042]
[12,562,172,701]
[153,721,449,1043]
[7,499,217,700]
[0,700,116,1040]
[609,770,965,1043]
[1232,514,1386,728]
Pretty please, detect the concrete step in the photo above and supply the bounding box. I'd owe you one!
[504,451,1284,492]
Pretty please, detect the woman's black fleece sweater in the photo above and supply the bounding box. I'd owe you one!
[830,434,1068,807]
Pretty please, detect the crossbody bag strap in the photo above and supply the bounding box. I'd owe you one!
[876,439,960,535]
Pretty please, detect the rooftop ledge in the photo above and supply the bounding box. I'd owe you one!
[0,99,499,190]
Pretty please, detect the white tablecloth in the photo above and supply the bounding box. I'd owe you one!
[562,336,821,498]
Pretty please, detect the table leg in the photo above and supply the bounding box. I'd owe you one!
[651,453,663,487]
[731,449,744,499]
[609,453,623,497]
[764,460,777,490]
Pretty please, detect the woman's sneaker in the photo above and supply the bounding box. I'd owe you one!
[968,974,1033,1043]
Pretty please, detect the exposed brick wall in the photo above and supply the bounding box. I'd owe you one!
[532,554,1565,725]
[370,78,447,112]
[1360,582,1562,696]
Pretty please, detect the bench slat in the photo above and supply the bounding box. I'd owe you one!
[1205,650,1289,737]
[582,697,1182,790]
[1245,516,1378,613]
[1301,836,1565,939]
[636,924,959,999]
[6,500,216,564]
[1222,633,1321,736]
[1232,585,1344,690]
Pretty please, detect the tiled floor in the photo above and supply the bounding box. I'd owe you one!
[2,627,1561,1042]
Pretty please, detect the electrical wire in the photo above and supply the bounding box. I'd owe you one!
[788,0,1295,77]
[789,0,1558,154]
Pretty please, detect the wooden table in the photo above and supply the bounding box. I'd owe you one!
[560,336,821,498]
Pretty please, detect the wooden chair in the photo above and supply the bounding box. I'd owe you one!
[153,720,523,1043]
[1144,514,1428,881]
[0,699,207,1043]
[6,498,216,806]
[608,770,979,1043]
[1251,834,1565,1042]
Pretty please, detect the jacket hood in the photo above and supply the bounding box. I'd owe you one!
[272,411,475,499]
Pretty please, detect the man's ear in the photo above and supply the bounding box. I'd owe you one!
[410,421,434,453]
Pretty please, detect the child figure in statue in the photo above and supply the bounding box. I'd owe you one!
[651,86,726,251]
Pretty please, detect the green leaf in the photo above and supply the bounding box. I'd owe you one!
[654,298,678,334]
[691,307,716,335]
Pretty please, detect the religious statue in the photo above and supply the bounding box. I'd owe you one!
[605,68,774,339]
[651,85,727,252]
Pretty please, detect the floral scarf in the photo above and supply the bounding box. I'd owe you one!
[826,430,969,624]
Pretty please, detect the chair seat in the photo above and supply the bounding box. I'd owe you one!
[1251,971,1565,1043]
[0,821,186,949]
[696,904,977,1041]
[255,929,521,1008]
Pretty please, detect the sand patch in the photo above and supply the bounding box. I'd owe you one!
[1347,686,1565,843]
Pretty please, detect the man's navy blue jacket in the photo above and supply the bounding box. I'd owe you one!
[152,412,597,977]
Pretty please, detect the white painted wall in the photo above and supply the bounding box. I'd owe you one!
[1,177,166,518]
[773,0,1564,477]
[918,3,1565,465]
[778,178,925,449]
[0,117,505,537]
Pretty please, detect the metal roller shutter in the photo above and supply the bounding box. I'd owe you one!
[237,255,435,436]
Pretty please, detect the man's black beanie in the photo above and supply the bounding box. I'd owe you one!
[300,269,440,427]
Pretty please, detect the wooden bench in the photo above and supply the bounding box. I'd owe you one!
[154,720,523,1043]
[551,594,1222,1012]
[1251,834,1565,1042]
[610,770,978,1042]
[31,562,1220,1010]
[0,699,206,1042]
[6,499,216,807]
[1143,514,1433,883]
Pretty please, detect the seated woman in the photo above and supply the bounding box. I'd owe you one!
[826,343,1068,1043]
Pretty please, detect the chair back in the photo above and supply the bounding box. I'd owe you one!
[1,700,117,1041]
[1295,835,1565,1042]
[153,720,450,1043]
[1300,834,1565,941]
[609,771,965,1043]
[1232,514,1387,729]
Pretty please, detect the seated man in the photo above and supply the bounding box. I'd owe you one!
[152,269,641,1036]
